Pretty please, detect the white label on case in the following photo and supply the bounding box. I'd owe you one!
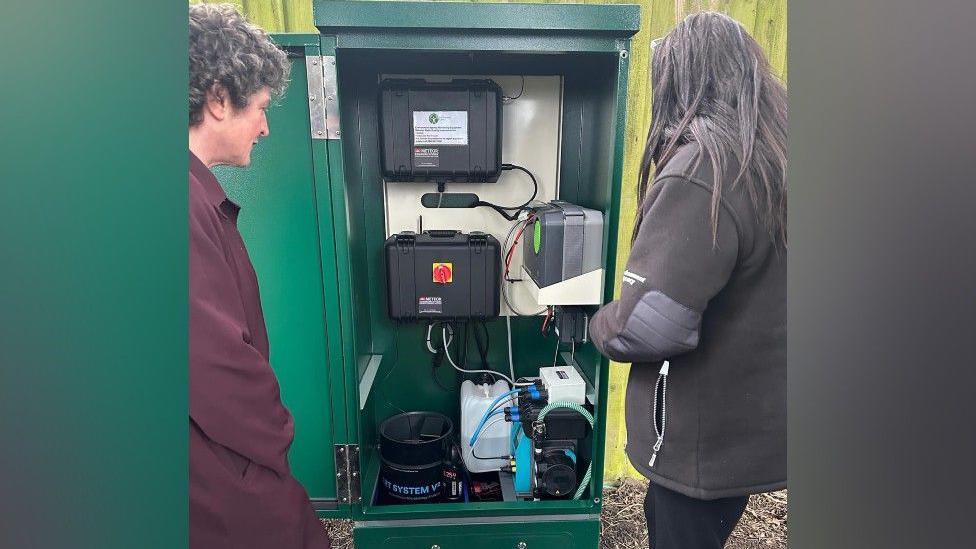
[413,111,468,146]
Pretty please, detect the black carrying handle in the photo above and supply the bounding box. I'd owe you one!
[426,229,459,238]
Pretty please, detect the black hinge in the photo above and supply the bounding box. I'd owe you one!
[334,444,361,504]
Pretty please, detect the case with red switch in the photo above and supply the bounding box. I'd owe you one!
[432,263,453,284]
[385,230,500,321]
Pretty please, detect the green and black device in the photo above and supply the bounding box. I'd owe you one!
[523,201,605,288]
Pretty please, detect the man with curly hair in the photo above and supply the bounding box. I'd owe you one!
[188,4,330,548]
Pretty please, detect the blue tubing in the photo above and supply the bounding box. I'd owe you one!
[468,388,519,445]
[469,409,506,446]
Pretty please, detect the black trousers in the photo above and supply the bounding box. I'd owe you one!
[644,482,749,549]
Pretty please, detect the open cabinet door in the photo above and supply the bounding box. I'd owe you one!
[212,35,351,518]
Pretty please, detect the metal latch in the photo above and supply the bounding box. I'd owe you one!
[307,55,341,140]
[395,232,416,254]
[334,444,361,504]
[470,232,488,254]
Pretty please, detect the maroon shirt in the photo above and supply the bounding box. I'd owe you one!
[189,152,329,548]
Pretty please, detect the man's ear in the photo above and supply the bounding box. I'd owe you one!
[204,84,230,122]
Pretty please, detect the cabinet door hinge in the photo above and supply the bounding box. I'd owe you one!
[306,55,341,140]
[334,444,360,504]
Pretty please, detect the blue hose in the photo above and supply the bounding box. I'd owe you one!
[468,409,506,446]
[468,388,519,446]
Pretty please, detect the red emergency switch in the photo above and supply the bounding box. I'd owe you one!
[433,262,453,284]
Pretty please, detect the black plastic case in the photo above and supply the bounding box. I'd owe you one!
[385,230,501,321]
[379,79,503,183]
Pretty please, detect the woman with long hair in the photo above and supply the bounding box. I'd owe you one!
[590,12,787,549]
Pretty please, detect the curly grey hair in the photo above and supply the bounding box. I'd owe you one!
[189,3,290,126]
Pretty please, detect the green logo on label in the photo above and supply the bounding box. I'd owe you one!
[429,113,439,124]
[533,220,542,254]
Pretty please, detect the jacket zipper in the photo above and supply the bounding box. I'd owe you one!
[649,361,670,468]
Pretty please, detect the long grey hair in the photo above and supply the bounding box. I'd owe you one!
[635,12,788,249]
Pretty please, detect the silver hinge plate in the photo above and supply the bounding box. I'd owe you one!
[307,55,340,140]
[347,444,361,503]
[334,444,361,504]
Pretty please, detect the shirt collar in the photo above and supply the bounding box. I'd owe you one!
[189,151,241,220]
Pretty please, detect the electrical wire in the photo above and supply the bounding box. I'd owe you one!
[540,306,554,334]
[472,320,490,370]
[472,448,509,461]
[426,322,512,385]
[513,377,538,387]
[500,164,538,214]
[425,322,454,391]
[441,325,514,385]
[467,321,489,378]
[501,75,525,102]
[506,315,516,383]
[502,216,527,281]
[504,215,534,279]
[426,322,447,353]
[473,163,538,220]
[501,215,547,317]
[471,417,511,461]
[431,360,451,392]
[458,321,469,368]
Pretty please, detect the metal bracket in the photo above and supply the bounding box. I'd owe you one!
[334,444,361,504]
[307,55,341,140]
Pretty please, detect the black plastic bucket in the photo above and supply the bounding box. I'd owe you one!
[378,411,454,503]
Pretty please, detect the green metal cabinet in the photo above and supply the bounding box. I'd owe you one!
[214,2,639,546]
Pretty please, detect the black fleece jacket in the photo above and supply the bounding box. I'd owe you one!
[590,144,786,499]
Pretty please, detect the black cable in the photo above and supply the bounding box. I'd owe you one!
[473,163,538,220]
[475,201,519,221]
[458,321,469,368]
[472,326,486,369]
[471,415,511,460]
[479,320,490,357]
[428,321,452,392]
[472,448,509,461]
[474,320,491,370]
[431,360,451,392]
[500,164,539,212]
[502,75,525,101]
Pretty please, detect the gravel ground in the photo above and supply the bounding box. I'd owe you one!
[599,477,787,549]
[321,478,787,548]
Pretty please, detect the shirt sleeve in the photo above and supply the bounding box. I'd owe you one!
[189,197,294,477]
[589,176,739,363]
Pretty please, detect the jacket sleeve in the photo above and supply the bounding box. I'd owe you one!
[589,176,739,363]
[189,197,294,477]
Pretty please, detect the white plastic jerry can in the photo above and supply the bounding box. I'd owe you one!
[460,379,513,473]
